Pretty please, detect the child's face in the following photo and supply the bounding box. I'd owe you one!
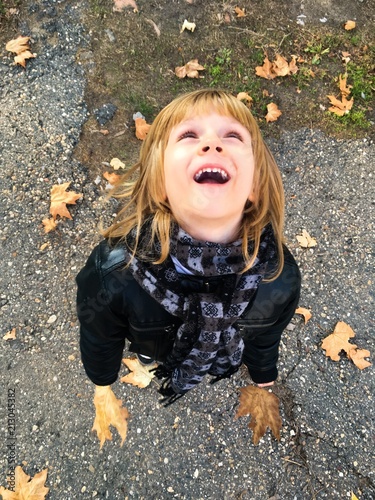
[164,112,255,239]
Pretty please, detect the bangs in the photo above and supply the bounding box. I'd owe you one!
[150,90,255,145]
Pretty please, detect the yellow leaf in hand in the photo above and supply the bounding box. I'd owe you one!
[121,357,157,388]
[92,385,129,448]
[235,385,282,445]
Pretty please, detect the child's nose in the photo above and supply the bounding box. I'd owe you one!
[201,145,223,153]
[200,137,223,154]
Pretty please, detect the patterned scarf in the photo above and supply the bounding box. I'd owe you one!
[124,223,277,403]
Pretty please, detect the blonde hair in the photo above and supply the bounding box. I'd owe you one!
[103,89,285,277]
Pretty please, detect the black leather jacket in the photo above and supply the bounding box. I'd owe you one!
[76,240,301,386]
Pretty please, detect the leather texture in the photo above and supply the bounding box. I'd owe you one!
[77,239,301,386]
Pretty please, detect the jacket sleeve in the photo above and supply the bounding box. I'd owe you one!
[240,246,301,384]
[76,242,128,386]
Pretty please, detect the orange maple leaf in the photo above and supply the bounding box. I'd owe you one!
[42,217,57,233]
[295,307,312,324]
[0,466,49,499]
[348,348,372,370]
[327,74,354,116]
[344,20,356,30]
[175,59,205,79]
[256,55,298,79]
[265,102,282,122]
[103,171,121,185]
[92,385,129,448]
[236,91,253,107]
[255,56,276,80]
[339,74,352,97]
[235,386,282,445]
[272,54,290,77]
[327,94,354,116]
[3,327,16,340]
[121,357,157,388]
[234,6,246,17]
[321,321,371,370]
[6,36,36,67]
[49,182,82,220]
[134,117,151,140]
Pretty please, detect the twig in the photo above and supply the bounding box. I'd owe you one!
[281,457,307,468]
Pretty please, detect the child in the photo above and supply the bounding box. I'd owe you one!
[76,89,301,406]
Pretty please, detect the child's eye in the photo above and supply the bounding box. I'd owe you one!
[178,130,197,140]
[226,131,243,141]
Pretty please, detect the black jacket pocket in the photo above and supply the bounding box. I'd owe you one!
[127,322,178,362]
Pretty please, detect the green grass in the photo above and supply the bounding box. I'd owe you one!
[346,63,375,101]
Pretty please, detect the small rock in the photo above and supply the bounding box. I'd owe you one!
[93,103,117,126]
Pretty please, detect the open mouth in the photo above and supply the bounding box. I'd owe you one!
[193,167,230,184]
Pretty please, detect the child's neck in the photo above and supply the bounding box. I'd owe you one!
[178,218,241,244]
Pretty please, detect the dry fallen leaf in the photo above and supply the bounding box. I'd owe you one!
[339,74,352,97]
[235,386,282,445]
[321,321,371,370]
[328,74,354,116]
[255,56,276,80]
[49,182,82,220]
[121,357,157,388]
[3,328,16,340]
[6,36,36,67]
[327,94,354,116]
[344,20,356,30]
[234,6,246,17]
[295,307,312,324]
[296,229,317,248]
[0,466,49,499]
[92,385,129,448]
[103,171,121,185]
[180,19,196,33]
[6,35,32,54]
[256,55,298,80]
[134,117,151,140]
[42,217,57,233]
[175,59,205,79]
[110,157,126,170]
[265,102,282,122]
[236,91,253,106]
[348,348,372,370]
[272,54,290,77]
[113,0,138,12]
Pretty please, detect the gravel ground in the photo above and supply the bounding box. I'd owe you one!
[0,0,374,499]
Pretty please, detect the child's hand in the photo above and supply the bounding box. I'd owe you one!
[257,381,274,388]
